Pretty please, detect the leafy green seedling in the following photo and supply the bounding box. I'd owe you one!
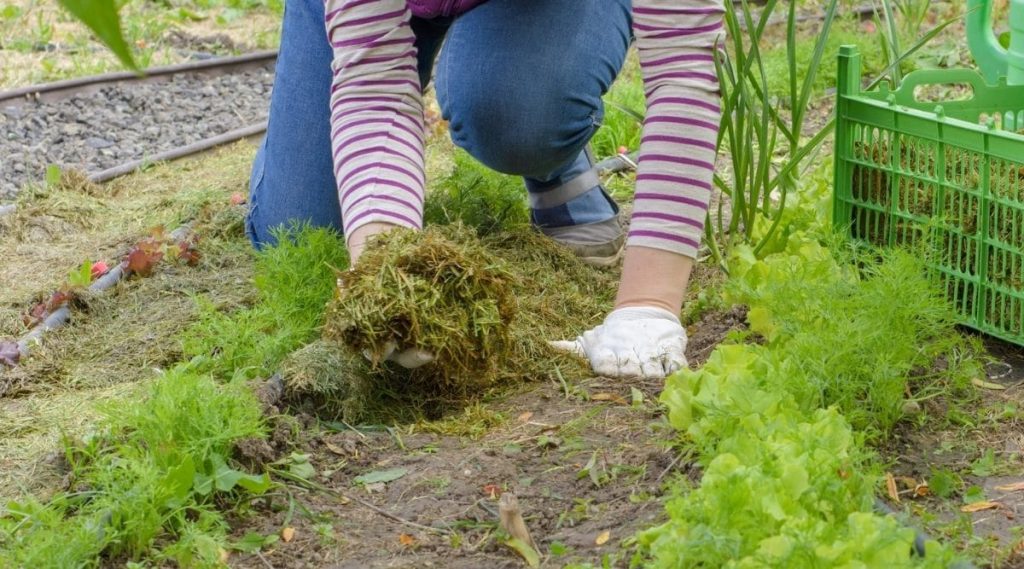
[928,468,963,499]
[353,468,408,485]
[230,532,279,554]
[193,453,271,496]
[45,164,62,188]
[578,450,604,488]
[971,450,997,477]
[963,485,987,505]
[285,453,317,480]
[67,260,94,289]
[631,387,645,408]
[1,5,22,20]
[549,541,572,556]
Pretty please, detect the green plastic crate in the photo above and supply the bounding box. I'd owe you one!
[833,46,1024,346]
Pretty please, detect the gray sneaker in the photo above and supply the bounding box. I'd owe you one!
[541,215,625,268]
[528,146,625,267]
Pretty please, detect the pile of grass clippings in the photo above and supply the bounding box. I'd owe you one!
[318,221,617,414]
[325,224,519,396]
[279,340,375,421]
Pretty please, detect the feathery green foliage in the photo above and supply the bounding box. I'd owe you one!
[183,226,349,380]
[423,149,529,235]
[0,370,265,566]
[728,241,978,433]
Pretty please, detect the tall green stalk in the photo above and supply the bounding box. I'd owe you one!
[707,0,959,271]
[707,0,841,269]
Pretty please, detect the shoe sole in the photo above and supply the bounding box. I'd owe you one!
[576,241,625,268]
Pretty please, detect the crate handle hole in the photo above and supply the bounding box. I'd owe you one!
[912,82,975,104]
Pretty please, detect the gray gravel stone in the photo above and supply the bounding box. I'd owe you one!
[84,137,114,149]
[0,63,274,199]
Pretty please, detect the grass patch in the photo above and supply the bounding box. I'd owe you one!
[415,402,508,440]
[423,149,528,235]
[0,145,256,337]
[591,53,644,160]
[760,17,893,103]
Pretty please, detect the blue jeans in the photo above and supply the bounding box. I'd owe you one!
[247,0,632,247]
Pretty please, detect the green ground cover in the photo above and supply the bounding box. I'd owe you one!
[3,1,1024,566]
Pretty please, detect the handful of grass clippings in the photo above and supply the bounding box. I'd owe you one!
[324,224,518,393]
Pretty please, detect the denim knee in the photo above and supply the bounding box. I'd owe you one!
[441,77,599,181]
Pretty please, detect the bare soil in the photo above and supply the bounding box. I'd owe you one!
[886,337,1024,567]
[226,308,746,569]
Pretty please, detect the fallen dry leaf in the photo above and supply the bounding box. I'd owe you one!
[1013,538,1024,559]
[399,533,416,546]
[595,530,611,546]
[591,393,629,405]
[895,476,918,488]
[972,378,1007,390]
[961,501,1002,513]
[281,527,295,542]
[90,261,109,280]
[996,482,1024,493]
[517,411,533,423]
[499,493,537,551]
[914,483,930,498]
[324,441,351,457]
[885,473,900,504]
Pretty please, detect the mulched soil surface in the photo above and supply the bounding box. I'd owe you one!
[887,337,1024,564]
[227,308,747,569]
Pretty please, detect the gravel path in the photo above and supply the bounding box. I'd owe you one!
[0,64,274,200]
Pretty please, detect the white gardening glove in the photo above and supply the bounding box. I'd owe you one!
[365,341,434,369]
[550,307,687,379]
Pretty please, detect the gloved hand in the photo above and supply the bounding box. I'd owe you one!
[550,307,687,379]
[365,341,434,369]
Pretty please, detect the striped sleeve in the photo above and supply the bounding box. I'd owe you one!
[630,0,725,258]
[324,0,426,238]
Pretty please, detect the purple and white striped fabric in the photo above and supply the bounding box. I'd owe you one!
[631,0,723,257]
[326,0,425,234]
[324,0,724,259]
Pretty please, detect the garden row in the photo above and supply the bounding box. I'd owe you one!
[635,176,981,567]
